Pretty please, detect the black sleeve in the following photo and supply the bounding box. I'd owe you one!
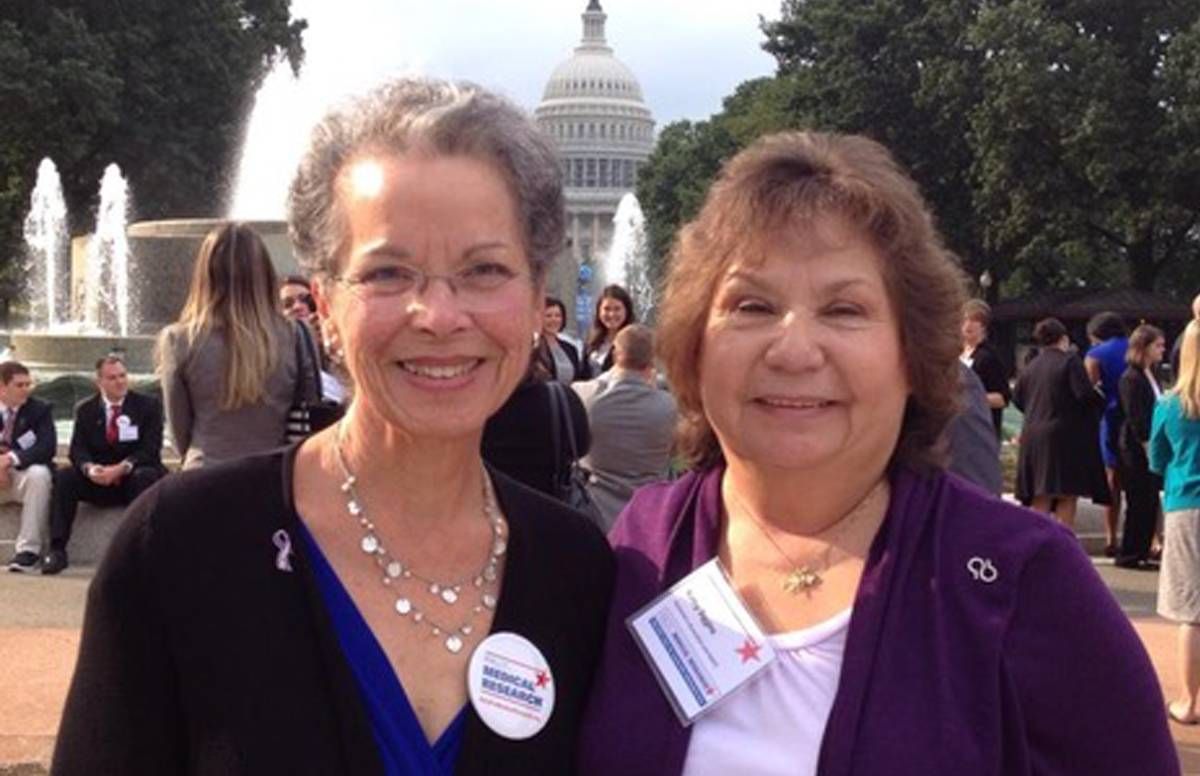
[130,397,166,469]
[973,348,1010,402]
[1067,354,1104,406]
[51,487,185,774]
[18,402,57,468]
[1120,371,1155,444]
[1012,371,1027,413]
[68,402,91,472]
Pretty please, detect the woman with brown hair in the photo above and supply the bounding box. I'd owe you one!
[1115,324,1165,568]
[583,283,635,376]
[157,222,299,469]
[578,132,1172,774]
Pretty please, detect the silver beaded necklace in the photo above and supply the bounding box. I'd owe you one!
[332,428,506,654]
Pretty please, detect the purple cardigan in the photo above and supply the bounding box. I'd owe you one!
[578,465,1178,775]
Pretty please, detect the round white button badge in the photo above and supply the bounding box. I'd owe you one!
[467,632,555,740]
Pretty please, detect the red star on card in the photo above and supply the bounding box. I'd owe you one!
[736,638,762,663]
[535,670,551,688]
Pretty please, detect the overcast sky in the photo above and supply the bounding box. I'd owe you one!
[231,0,784,218]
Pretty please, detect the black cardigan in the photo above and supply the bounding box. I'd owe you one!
[52,445,614,775]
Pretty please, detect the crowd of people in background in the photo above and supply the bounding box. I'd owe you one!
[2,73,1194,773]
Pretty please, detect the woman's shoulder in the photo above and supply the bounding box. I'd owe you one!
[609,469,710,554]
[919,471,1088,593]
[126,449,289,539]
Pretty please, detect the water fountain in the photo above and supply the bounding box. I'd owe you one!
[11,162,155,373]
[22,158,68,332]
[603,192,655,319]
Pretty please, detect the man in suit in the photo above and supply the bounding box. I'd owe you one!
[42,355,166,575]
[1,361,56,572]
[573,325,677,532]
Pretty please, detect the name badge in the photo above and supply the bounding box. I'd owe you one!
[118,424,139,442]
[16,430,35,450]
[626,558,776,726]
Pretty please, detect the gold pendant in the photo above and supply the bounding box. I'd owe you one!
[783,566,823,594]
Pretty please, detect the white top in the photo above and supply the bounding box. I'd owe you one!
[1145,368,1162,400]
[681,608,852,776]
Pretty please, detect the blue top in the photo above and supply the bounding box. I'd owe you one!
[1150,393,1200,511]
[1087,337,1128,412]
[300,524,466,776]
[1088,336,1129,465]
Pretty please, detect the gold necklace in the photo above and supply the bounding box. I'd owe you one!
[729,480,887,596]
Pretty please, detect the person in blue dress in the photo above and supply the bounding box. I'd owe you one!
[1085,311,1129,556]
[52,78,614,775]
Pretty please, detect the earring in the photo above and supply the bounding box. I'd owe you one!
[324,330,345,365]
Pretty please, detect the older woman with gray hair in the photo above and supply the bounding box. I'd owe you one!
[53,78,613,775]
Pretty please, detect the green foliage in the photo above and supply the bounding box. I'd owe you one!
[637,77,795,285]
[0,0,305,316]
[637,0,1200,298]
[969,0,1200,293]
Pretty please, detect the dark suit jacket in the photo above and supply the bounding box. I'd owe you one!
[1118,366,1159,473]
[2,396,56,469]
[53,446,614,776]
[69,391,165,473]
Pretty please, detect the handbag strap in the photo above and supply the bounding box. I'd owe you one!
[547,381,567,486]
[297,321,324,402]
[291,321,323,404]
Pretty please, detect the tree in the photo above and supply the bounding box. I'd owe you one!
[0,0,305,316]
[969,0,1200,292]
[637,0,1200,299]
[636,77,794,285]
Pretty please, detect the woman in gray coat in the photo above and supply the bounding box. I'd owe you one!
[157,222,299,469]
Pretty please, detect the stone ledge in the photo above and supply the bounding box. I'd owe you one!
[0,501,125,567]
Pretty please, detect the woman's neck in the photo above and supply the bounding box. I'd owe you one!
[722,458,889,536]
[333,405,485,526]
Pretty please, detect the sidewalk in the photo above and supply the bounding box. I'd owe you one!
[1,498,1198,773]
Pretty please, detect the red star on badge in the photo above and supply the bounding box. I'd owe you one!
[535,670,551,688]
[736,638,762,663]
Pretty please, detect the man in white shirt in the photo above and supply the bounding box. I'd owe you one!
[43,356,165,575]
[1,361,56,572]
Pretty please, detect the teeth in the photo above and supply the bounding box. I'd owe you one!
[401,361,476,379]
[761,398,830,409]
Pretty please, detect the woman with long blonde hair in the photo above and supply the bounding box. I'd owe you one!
[1151,318,1200,725]
[157,222,300,469]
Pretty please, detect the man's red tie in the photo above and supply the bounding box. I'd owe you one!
[106,405,121,445]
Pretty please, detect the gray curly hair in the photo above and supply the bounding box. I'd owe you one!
[287,77,565,281]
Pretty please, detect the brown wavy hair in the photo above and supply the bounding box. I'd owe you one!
[657,131,966,471]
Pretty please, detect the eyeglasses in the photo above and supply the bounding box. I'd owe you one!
[332,261,528,313]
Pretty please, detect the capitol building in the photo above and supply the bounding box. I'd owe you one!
[535,0,656,317]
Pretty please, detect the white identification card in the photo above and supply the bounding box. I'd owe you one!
[118,424,139,442]
[627,558,776,726]
[16,430,35,450]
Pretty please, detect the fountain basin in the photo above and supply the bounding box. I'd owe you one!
[8,331,158,374]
